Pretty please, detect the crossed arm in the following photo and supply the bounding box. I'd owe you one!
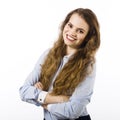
[34,82,69,109]
[19,68,95,119]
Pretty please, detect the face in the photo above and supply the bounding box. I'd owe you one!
[63,13,89,49]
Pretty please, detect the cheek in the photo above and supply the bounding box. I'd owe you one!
[63,26,69,33]
[63,28,68,37]
[77,35,86,43]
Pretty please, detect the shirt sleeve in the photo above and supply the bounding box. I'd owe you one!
[47,64,96,119]
[19,49,49,106]
[37,91,48,103]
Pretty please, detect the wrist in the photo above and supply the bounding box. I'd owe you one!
[44,93,50,104]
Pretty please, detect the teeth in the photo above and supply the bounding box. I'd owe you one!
[67,35,74,40]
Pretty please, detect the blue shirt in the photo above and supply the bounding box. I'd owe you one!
[19,49,96,120]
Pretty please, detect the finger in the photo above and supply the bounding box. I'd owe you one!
[34,83,40,88]
[34,82,44,90]
[37,82,43,89]
[37,83,42,89]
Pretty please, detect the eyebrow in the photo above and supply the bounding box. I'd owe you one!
[68,22,86,32]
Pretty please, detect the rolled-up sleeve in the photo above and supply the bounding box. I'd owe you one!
[19,49,49,106]
[47,65,96,119]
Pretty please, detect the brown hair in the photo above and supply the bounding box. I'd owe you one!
[39,8,100,95]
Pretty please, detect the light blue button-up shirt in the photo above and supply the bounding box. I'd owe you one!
[19,49,96,120]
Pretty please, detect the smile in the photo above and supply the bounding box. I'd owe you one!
[66,34,76,41]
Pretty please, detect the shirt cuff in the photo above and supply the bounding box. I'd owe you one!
[37,91,48,104]
[47,104,53,111]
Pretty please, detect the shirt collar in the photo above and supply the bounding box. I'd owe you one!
[63,53,74,60]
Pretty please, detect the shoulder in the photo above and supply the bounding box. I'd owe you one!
[87,61,96,76]
[36,48,50,66]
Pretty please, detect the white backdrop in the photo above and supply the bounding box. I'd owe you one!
[0,0,120,120]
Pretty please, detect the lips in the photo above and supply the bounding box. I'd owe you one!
[66,34,76,42]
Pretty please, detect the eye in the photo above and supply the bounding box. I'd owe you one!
[79,30,84,33]
[67,23,73,28]
[77,29,84,34]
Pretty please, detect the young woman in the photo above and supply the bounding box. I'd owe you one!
[19,8,100,120]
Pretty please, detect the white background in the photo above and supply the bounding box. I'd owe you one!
[0,0,120,120]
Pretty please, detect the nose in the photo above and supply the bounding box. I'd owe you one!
[70,28,77,37]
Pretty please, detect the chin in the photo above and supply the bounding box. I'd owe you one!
[64,41,72,46]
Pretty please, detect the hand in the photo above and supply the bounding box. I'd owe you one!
[34,82,43,90]
[42,104,48,110]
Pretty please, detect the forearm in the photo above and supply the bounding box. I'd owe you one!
[44,93,69,104]
[34,82,69,104]
[19,85,42,106]
[46,98,90,119]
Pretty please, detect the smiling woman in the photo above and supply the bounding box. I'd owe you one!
[19,8,100,120]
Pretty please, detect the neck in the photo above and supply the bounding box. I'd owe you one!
[66,46,77,55]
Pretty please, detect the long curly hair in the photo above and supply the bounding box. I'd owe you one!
[39,8,100,95]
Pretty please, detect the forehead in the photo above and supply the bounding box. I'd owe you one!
[69,13,89,31]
